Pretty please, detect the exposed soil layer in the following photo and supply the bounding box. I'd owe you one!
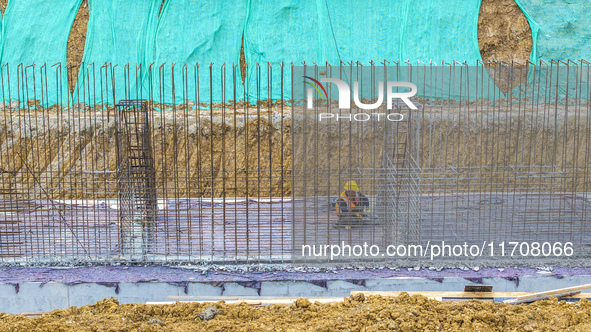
[66,0,89,90]
[2,107,589,199]
[478,0,532,64]
[2,295,591,331]
[478,0,533,93]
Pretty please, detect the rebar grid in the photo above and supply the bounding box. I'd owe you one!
[0,60,588,265]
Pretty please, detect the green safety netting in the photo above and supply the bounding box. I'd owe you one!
[243,0,494,101]
[149,0,247,106]
[402,0,483,63]
[516,0,591,62]
[74,0,160,105]
[515,0,590,100]
[0,0,82,106]
[243,0,331,102]
[4,0,589,106]
[321,0,405,63]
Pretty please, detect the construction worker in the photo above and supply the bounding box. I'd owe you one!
[335,181,370,224]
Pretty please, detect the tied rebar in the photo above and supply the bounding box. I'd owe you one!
[0,60,587,266]
[115,99,157,260]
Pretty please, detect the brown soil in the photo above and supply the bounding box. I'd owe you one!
[2,294,591,331]
[0,110,292,199]
[0,0,6,15]
[66,0,89,91]
[478,0,532,93]
[2,108,589,199]
[478,0,532,64]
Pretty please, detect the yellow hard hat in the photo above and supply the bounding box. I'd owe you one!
[344,181,359,191]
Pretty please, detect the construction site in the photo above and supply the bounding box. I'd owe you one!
[0,0,591,330]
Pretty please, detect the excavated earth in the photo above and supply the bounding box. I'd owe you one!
[1,294,591,331]
[1,105,589,199]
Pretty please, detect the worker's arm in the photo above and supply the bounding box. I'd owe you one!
[358,193,371,215]
[359,193,369,207]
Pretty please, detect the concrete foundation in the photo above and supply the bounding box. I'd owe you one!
[1,266,591,314]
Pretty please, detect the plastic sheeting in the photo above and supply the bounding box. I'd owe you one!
[150,0,247,105]
[0,0,82,106]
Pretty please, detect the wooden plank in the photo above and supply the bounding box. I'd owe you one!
[504,284,591,304]
[505,291,582,304]
[464,285,493,292]
[149,300,264,306]
[21,312,46,317]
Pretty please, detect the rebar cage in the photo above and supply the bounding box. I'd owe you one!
[115,100,157,260]
[0,61,589,266]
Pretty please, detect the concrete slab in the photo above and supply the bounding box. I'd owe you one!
[0,282,68,314]
[186,283,223,297]
[259,281,330,297]
[1,266,591,314]
[68,283,119,308]
[117,282,182,304]
[223,283,261,296]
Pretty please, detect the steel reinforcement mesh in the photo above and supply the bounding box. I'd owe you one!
[0,61,588,265]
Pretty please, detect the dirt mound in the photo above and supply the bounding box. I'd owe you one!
[2,294,591,331]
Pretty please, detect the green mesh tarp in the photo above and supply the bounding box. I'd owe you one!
[321,0,405,63]
[243,0,327,102]
[1,0,82,106]
[9,0,586,105]
[515,0,590,100]
[402,0,483,62]
[74,0,160,104]
[150,0,247,105]
[516,0,591,62]
[244,0,490,101]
